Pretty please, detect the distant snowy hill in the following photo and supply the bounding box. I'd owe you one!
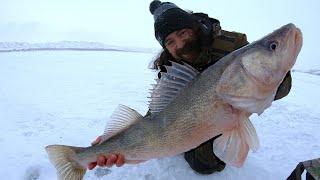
[293,69,320,76]
[0,41,159,54]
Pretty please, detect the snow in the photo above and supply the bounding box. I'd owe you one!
[0,50,319,180]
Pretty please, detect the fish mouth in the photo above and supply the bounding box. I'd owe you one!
[294,27,303,55]
[280,23,303,53]
[278,23,302,50]
[283,24,303,70]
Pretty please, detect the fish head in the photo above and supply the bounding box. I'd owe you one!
[241,23,302,87]
[216,24,302,114]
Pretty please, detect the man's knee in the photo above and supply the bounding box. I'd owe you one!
[184,140,226,175]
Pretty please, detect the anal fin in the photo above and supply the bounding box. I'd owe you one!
[100,104,143,143]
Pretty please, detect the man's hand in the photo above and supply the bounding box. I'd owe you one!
[87,136,125,170]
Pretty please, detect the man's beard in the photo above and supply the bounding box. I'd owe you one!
[176,38,201,62]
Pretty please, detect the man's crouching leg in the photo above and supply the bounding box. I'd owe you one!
[184,136,226,174]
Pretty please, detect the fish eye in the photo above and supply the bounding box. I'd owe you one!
[269,41,278,51]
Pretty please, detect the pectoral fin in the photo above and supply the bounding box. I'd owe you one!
[213,114,259,167]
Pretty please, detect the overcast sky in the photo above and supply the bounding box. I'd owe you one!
[0,0,319,69]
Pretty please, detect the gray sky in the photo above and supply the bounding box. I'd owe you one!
[0,0,319,69]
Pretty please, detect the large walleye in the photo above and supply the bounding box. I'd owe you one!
[46,23,303,179]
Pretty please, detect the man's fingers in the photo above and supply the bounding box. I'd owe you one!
[97,155,107,166]
[88,162,97,170]
[115,154,125,167]
[91,136,102,146]
[88,153,124,169]
[106,154,117,167]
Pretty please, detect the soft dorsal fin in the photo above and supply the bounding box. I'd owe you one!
[148,61,199,114]
[99,104,143,144]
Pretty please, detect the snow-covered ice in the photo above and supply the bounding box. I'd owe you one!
[0,50,318,180]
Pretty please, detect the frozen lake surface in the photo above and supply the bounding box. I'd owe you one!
[0,51,318,180]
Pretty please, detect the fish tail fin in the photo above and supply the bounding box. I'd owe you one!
[45,145,86,180]
[213,116,260,167]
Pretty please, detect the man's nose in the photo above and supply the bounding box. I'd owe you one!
[175,39,185,49]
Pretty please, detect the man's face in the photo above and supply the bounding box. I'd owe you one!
[164,28,200,63]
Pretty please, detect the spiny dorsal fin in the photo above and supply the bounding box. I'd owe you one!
[100,104,143,143]
[148,61,199,114]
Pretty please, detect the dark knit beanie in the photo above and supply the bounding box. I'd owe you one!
[150,1,196,47]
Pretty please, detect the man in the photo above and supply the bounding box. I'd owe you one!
[88,0,292,174]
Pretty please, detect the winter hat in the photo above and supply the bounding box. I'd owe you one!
[150,0,196,47]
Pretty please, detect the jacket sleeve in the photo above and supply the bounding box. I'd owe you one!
[274,71,292,100]
[234,32,249,49]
